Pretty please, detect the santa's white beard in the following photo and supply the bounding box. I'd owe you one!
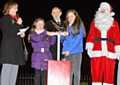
[94,11,114,31]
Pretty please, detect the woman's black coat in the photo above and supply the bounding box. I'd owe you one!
[0,15,25,65]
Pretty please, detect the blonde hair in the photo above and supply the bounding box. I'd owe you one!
[28,18,49,43]
[3,0,18,15]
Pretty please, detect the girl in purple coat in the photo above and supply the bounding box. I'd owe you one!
[28,18,56,85]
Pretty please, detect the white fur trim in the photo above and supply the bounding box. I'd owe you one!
[111,12,115,16]
[115,45,120,52]
[92,82,102,85]
[86,42,94,50]
[100,2,110,12]
[101,31,107,53]
[87,50,117,59]
[103,83,114,85]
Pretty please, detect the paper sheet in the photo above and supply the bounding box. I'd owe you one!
[17,26,29,35]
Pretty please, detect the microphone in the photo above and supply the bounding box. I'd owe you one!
[16,13,23,27]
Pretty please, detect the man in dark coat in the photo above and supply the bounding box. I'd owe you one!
[46,7,64,60]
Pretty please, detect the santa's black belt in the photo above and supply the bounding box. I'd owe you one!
[94,37,114,44]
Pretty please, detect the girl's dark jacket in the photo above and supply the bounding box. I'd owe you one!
[0,15,25,65]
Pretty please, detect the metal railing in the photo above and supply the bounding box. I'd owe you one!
[80,75,92,85]
[16,74,92,85]
[16,74,118,85]
[16,74,34,85]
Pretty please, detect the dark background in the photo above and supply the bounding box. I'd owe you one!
[0,0,120,77]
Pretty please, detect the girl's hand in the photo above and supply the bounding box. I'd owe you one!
[62,52,66,55]
[56,31,68,36]
[62,51,70,56]
[56,31,62,36]
[20,33,25,38]
[47,31,56,36]
[63,31,68,36]
[64,51,70,56]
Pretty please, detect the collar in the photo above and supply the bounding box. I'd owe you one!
[69,24,72,27]
[35,29,44,34]
[8,14,18,21]
[55,19,61,23]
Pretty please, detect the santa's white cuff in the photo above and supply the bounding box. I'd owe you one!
[115,45,120,53]
[85,42,94,50]
[115,45,120,58]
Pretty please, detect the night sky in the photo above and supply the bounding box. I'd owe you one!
[0,0,120,76]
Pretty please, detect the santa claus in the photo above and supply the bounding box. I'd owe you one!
[86,2,120,85]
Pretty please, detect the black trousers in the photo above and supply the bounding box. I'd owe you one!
[34,69,47,85]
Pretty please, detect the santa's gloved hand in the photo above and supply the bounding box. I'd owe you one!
[116,52,120,60]
[87,49,93,58]
[117,56,120,60]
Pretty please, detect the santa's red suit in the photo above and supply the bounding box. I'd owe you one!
[86,2,120,85]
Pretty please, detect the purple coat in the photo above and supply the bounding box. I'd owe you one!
[30,31,56,70]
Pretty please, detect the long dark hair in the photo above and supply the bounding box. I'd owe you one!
[63,9,86,37]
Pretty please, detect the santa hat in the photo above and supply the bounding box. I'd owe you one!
[99,2,115,15]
